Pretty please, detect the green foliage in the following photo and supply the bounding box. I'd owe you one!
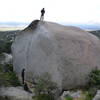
[0,53,5,63]
[85,68,100,99]
[0,41,12,54]
[34,73,57,100]
[7,72,21,86]
[0,71,21,86]
[4,41,12,54]
[85,92,93,100]
[0,63,21,87]
[87,87,97,98]
[0,64,3,72]
[33,94,54,100]
[65,95,73,100]
[0,30,20,87]
[88,68,100,87]
[0,30,17,54]
[4,63,13,72]
[34,73,57,96]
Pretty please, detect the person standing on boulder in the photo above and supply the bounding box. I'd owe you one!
[21,68,25,84]
[40,8,45,21]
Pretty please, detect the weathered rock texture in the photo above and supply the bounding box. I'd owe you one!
[12,20,100,90]
[93,90,100,100]
[0,87,33,100]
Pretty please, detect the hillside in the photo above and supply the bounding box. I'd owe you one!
[0,30,19,54]
[90,30,100,39]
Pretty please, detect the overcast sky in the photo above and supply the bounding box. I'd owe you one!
[0,0,100,24]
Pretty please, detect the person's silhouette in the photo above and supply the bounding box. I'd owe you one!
[40,8,45,21]
[21,68,25,84]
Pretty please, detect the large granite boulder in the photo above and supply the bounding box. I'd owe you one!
[12,20,100,90]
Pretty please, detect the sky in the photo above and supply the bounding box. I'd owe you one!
[0,0,100,24]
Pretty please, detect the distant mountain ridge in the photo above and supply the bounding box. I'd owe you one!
[0,22,100,30]
[0,22,28,27]
[71,24,100,30]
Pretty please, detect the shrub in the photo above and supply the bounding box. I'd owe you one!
[86,67,100,99]
[0,71,21,87]
[8,72,21,86]
[34,73,57,99]
[85,92,93,100]
[88,67,100,87]
[65,95,73,100]
[33,94,54,100]
[0,63,21,86]
[4,41,12,54]
[4,63,13,72]
[0,41,12,54]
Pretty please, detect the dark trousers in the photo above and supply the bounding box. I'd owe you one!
[22,77,24,84]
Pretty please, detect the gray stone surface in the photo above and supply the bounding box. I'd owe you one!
[60,90,86,100]
[93,90,100,100]
[12,20,100,90]
[0,87,33,100]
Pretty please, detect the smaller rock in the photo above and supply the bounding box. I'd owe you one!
[60,90,85,100]
[60,91,70,100]
[1,53,12,64]
[70,91,81,98]
[93,90,100,100]
[0,87,33,100]
[62,91,70,97]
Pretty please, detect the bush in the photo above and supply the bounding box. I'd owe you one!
[88,67,100,87]
[3,41,12,54]
[34,73,57,99]
[7,72,21,86]
[4,63,13,72]
[65,95,73,100]
[86,67,100,99]
[33,94,54,100]
[0,63,21,87]
[34,73,57,95]
[85,92,93,100]
[0,71,21,87]
[0,41,12,54]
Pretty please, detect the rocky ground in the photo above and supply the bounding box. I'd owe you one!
[0,87,33,100]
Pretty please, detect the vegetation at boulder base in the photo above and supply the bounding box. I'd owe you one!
[65,95,73,100]
[33,94,54,100]
[88,67,100,87]
[0,63,21,87]
[33,73,57,100]
[0,30,21,87]
[80,67,100,100]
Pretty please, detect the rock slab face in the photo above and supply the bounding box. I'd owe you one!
[0,87,33,100]
[12,20,100,90]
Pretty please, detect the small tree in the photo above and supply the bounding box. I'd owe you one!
[34,73,58,99]
[88,67,100,87]
[87,67,100,98]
